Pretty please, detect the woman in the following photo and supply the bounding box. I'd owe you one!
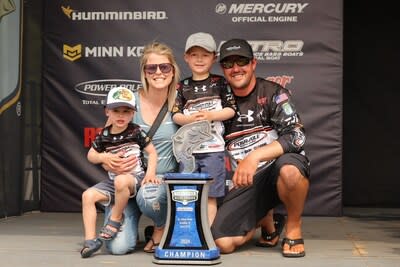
[102,42,180,255]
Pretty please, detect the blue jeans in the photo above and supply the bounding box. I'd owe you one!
[103,198,140,255]
[103,182,168,254]
[136,182,168,228]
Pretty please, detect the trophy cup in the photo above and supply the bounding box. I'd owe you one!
[153,120,221,265]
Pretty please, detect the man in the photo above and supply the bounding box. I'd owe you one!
[211,39,310,258]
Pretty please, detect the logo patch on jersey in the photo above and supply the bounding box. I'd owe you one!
[228,132,267,150]
[282,102,293,115]
[194,85,207,93]
[257,96,267,105]
[237,110,254,122]
[274,93,288,104]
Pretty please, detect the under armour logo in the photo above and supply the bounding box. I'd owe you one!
[194,85,207,93]
[237,110,254,122]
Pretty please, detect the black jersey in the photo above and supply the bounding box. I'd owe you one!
[224,78,306,167]
[172,74,237,153]
[92,122,151,172]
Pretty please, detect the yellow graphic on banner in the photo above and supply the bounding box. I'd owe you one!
[61,6,74,19]
[63,44,82,61]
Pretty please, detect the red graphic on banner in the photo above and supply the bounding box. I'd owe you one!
[84,127,102,147]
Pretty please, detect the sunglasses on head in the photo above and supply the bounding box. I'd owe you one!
[144,63,173,74]
[220,57,251,69]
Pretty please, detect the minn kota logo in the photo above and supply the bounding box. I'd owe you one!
[63,44,82,61]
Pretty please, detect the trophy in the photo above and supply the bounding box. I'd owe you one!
[153,120,221,265]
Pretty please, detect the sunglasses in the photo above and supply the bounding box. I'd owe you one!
[220,57,251,69]
[144,63,173,74]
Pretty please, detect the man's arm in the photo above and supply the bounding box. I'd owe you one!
[232,140,284,187]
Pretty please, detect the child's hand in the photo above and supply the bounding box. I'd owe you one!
[102,152,139,174]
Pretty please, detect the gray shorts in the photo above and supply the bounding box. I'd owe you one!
[92,172,144,207]
[211,152,310,239]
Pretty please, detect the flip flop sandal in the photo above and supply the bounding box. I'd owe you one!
[80,238,103,258]
[255,213,286,247]
[143,238,159,253]
[144,225,154,243]
[281,238,306,258]
[99,214,124,241]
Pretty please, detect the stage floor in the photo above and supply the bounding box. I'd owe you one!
[0,208,399,267]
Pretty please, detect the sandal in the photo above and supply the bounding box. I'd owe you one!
[144,225,154,243]
[99,214,124,241]
[143,238,159,253]
[255,213,286,247]
[80,238,103,258]
[281,238,306,258]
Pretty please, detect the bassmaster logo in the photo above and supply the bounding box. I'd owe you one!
[61,5,168,21]
[63,44,144,61]
[215,2,309,23]
[74,79,142,106]
[172,189,198,205]
[218,40,304,61]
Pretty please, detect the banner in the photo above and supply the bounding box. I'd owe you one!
[42,0,343,215]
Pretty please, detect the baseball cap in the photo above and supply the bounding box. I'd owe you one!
[185,32,217,53]
[219,38,254,62]
[106,86,136,110]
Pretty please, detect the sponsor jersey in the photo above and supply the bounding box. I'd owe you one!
[224,78,306,169]
[172,74,237,153]
[91,122,150,174]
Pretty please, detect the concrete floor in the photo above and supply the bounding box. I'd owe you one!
[0,208,399,267]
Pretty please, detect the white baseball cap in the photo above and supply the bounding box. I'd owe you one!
[106,86,136,110]
[185,32,216,53]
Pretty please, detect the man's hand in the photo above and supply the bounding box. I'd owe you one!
[232,155,259,188]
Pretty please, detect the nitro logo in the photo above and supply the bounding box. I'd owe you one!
[218,40,304,61]
[84,127,102,147]
[63,44,144,61]
[172,189,198,205]
[266,75,294,88]
[228,132,267,150]
[61,5,168,21]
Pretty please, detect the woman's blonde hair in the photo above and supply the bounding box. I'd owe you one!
[140,42,180,111]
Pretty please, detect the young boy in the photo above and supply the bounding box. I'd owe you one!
[172,32,237,225]
[80,86,157,258]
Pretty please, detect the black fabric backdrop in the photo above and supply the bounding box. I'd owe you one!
[41,0,343,215]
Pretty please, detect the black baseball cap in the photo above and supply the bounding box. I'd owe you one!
[219,38,254,62]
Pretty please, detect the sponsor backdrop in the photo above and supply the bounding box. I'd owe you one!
[42,0,342,215]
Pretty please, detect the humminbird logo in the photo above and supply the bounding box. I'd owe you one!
[171,189,198,205]
[63,44,144,61]
[215,3,309,23]
[61,5,168,21]
[63,44,82,61]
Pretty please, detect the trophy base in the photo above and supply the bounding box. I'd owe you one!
[153,248,221,265]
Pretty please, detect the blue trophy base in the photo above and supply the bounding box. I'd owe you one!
[153,172,221,265]
[153,247,221,265]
